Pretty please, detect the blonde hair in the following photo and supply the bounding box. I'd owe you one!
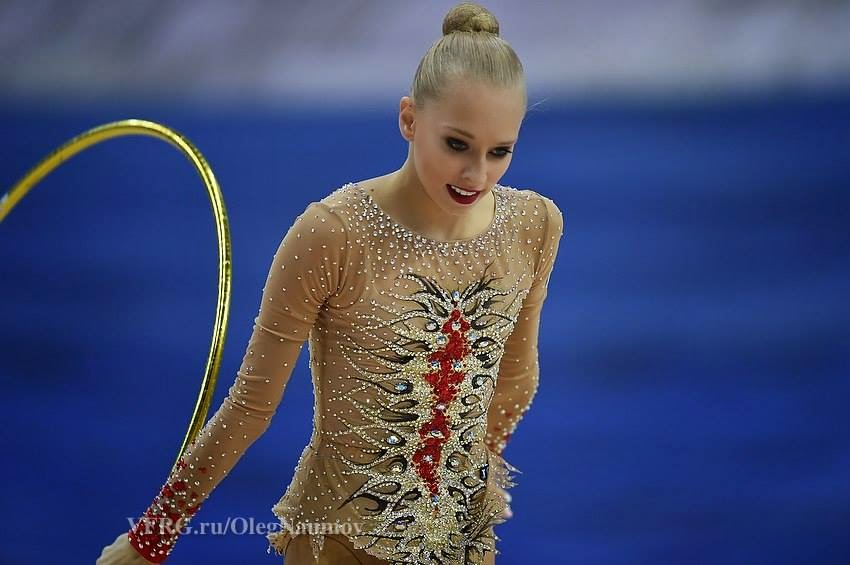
[410,2,526,109]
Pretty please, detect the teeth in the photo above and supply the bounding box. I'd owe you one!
[450,185,476,197]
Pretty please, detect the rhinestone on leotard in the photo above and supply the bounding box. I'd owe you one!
[134,180,566,565]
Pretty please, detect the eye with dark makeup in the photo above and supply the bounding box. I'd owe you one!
[445,137,513,158]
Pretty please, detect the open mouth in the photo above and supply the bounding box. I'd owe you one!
[446,184,482,204]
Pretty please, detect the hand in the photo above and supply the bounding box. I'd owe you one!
[96,532,157,564]
[496,485,513,520]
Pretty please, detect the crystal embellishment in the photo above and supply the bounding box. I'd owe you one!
[354,182,509,257]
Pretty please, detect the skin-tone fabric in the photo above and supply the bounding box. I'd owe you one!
[127,181,563,564]
[283,532,388,564]
[281,530,498,564]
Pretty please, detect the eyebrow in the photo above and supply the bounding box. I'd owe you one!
[445,126,516,146]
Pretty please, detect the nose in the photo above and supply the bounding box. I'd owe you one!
[461,159,487,189]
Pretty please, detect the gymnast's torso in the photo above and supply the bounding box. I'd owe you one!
[129,181,564,565]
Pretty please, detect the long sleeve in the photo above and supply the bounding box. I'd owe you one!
[485,195,564,456]
[127,202,349,563]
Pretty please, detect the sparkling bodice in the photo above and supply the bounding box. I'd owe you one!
[128,181,564,564]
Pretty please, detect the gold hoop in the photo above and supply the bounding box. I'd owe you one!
[0,118,232,469]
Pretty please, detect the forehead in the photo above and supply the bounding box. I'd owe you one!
[424,79,525,136]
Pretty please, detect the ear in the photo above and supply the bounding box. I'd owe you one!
[399,96,415,142]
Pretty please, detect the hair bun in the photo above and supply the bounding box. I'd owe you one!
[442,2,500,37]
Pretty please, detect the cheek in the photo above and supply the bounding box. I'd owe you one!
[416,141,455,180]
[480,160,506,186]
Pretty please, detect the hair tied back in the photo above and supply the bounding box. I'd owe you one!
[442,2,500,37]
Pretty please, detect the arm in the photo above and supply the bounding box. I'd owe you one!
[127,202,348,563]
[485,195,564,457]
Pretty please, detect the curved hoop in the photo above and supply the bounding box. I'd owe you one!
[0,119,231,469]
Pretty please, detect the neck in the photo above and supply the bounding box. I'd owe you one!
[378,157,495,242]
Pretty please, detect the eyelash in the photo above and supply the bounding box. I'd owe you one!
[446,137,513,158]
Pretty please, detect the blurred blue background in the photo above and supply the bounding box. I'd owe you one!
[1,1,849,564]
